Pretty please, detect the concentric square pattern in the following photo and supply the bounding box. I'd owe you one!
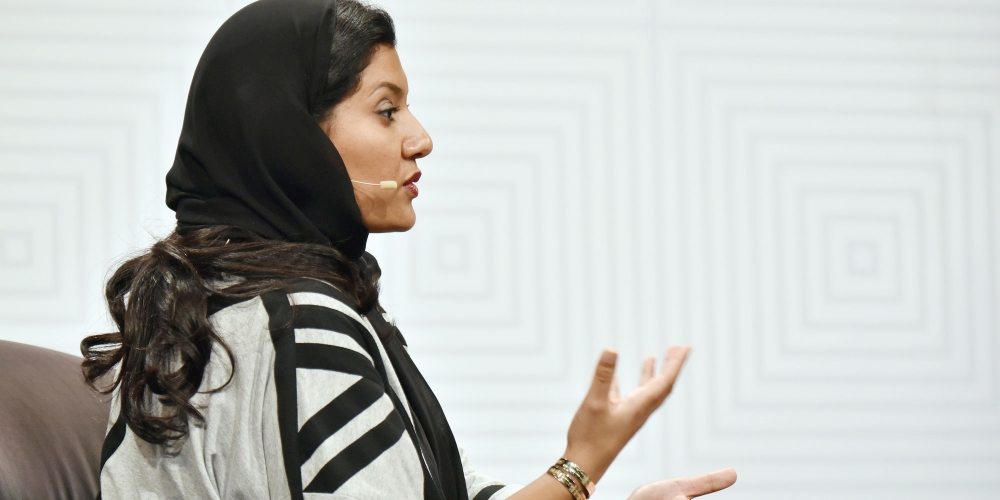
[672,48,1000,492]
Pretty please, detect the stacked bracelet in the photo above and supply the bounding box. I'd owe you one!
[546,458,595,500]
[548,466,586,500]
[556,458,596,498]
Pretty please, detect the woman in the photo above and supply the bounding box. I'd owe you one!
[83,1,737,499]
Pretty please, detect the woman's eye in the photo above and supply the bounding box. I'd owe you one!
[379,107,400,120]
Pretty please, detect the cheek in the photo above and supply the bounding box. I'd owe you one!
[341,130,398,179]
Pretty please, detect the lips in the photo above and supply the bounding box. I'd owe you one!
[403,171,420,197]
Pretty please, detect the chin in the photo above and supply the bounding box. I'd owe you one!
[368,215,416,233]
[391,220,416,232]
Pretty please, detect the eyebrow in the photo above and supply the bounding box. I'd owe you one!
[369,81,405,98]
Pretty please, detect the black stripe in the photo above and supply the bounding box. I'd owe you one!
[303,411,407,493]
[297,378,384,464]
[94,414,126,500]
[290,305,368,347]
[261,290,305,500]
[349,312,430,488]
[473,484,505,500]
[295,343,381,381]
[98,413,126,470]
[206,294,254,316]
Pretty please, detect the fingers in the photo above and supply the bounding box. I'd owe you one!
[640,356,655,384]
[584,349,618,404]
[659,345,690,381]
[624,346,690,412]
[644,345,690,405]
[593,346,690,410]
[684,469,737,498]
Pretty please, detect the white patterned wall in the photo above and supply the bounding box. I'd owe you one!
[1,0,999,498]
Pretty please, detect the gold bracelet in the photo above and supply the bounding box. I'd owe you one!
[556,458,596,498]
[548,466,586,500]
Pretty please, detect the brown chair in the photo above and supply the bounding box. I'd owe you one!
[0,340,110,500]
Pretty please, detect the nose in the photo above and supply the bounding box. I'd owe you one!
[402,117,433,161]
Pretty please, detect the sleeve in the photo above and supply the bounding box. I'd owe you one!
[460,447,523,500]
[261,288,426,500]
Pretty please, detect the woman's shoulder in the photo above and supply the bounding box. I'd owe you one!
[274,277,363,315]
[264,278,376,341]
[207,278,371,348]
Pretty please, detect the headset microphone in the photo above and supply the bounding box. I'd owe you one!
[352,180,398,190]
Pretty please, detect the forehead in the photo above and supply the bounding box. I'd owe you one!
[358,46,407,94]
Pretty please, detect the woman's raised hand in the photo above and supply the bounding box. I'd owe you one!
[563,346,692,483]
[507,346,736,500]
[627,469,737,499]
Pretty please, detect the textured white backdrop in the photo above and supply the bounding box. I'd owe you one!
[1,0,999,498]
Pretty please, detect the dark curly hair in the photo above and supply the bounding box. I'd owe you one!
[81,0,396,448]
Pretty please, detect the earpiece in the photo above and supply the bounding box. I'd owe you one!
[352,180,398,190]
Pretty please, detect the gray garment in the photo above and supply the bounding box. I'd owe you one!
[99,287,519,500]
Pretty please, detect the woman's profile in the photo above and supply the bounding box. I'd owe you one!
[82,1,737,498]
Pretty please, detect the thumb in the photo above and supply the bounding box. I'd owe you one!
[686,468,737,498]
[585,349,618,403]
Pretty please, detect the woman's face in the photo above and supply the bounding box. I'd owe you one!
[321,45,432,233]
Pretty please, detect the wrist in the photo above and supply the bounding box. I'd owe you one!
[561,447,608,485]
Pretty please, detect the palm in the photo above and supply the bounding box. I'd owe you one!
[627,469,737,500]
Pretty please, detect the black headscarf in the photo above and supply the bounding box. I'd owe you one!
[165,0,368,259]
